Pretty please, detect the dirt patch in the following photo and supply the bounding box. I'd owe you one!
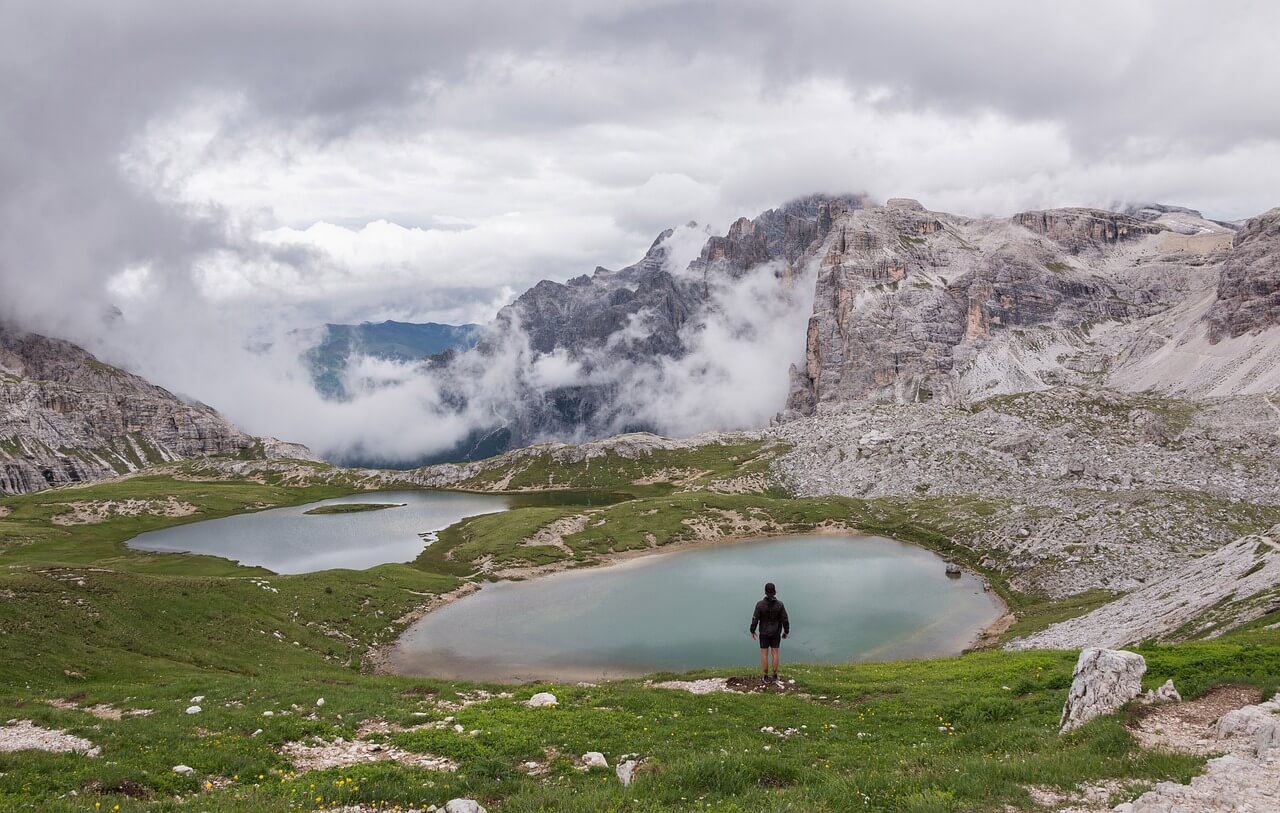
[85,780,151,799]
[0,720,100,756]
[1127,684,1263,754]
[51,497,197,525]
[970,611,1015,650]
[279,737,457,773]
[724,675,806,695]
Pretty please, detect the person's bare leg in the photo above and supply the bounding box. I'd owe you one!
[759,647,768,677]
[771,647,780,677]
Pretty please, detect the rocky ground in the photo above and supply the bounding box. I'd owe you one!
[769,387,1280,599]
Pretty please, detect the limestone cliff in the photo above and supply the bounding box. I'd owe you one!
[1205,208,1280,341]
[0,326,307,494]
[785,200,1163,413]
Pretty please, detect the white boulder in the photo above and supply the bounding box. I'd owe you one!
[184,705,202,715]
[526,692,558,708]
[581,751,608,768]
[172,764,194,774]
[443,800,486,813]
[616,759,639,786]
[1059,648,1146,731]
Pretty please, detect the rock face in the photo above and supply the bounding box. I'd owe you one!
[1059,648,1147,732]
[423,194,865,456]
[786,203,1166,413]
[0,326,308,495]
[1205,208,1280,340]
[1115,692,1280,812]
[1009,525,1280,649]
[770,387,1280,599]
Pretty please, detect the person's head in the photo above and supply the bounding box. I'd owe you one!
[764,582,776,597]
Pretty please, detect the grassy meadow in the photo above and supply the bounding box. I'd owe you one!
[0,450,1278,812]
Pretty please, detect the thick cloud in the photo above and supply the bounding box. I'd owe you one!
[2,0,1279,454]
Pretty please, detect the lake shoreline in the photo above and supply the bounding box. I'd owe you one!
[369,524,1010,681]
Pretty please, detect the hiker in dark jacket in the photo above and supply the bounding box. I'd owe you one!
[749,582,789,684]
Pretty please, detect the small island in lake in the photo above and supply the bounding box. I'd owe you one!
[303,502,406,515]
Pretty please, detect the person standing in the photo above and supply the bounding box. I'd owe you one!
[749,582,789,684]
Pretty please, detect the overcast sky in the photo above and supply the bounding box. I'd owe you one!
[3,1,1280,404]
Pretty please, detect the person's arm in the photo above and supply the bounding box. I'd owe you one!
[781,603,790,638]
[749,603,760,637]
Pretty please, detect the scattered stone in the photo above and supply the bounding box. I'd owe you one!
[1060,648,1146,731]
[280,737,458,773]
[526,692,558,708]
[316,697,325,707]
[190,695,204,703]
[581,751,608,769]
[945,562,962,577]
[251,728,263,737]
[1139,679,1182,705]
[185,705,202,715]
[0,720,100,756]
[172,765,193,775]
[649,678,729,695]
[443,800,486,813]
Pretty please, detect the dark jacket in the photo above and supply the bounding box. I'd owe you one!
[750,596,790,637]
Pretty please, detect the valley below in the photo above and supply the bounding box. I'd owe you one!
[1,393,1279,811]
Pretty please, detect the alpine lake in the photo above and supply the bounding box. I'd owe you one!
[127,491,1004,681]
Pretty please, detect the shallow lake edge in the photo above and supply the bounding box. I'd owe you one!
[370,526,1012,681]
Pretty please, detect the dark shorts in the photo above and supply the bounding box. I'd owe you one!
[759,632,782,649]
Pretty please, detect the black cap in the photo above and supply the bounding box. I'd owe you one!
[764,582,776,595]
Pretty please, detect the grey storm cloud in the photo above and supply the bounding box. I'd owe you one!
[2,0,1279,457]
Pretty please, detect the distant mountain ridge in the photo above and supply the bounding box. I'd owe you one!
[0,326,311,494]
[302,320,479,399]
[410,195,1280,461]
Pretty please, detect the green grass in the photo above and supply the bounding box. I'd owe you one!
[303,503,404,515]
[455,441,784,497]
[1,455,1278,811]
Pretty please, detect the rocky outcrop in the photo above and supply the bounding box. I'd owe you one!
[1059,648,1147,732]
[769,388,1280,598]
[1008,525,1280,649]
[1205,208,1280,341]
[785,203,1165,414]
[427,195,864,455]
[0,326,306,495]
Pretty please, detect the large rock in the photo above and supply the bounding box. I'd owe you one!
[616,759,639,786]
[525,692,558,708]
[1059,648,1147,731]
[443,800,487,813]
[1217,693,1280,758]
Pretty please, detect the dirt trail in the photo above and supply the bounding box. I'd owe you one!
[1026,686,1280,813]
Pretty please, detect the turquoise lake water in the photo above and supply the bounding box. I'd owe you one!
[388,534,1004,681]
